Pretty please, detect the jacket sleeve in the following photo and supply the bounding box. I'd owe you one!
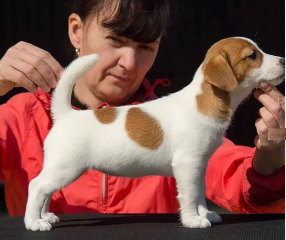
[0,94,28,182]
[205,137,285,213]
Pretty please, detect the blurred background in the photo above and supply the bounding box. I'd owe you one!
[0,0,285,217]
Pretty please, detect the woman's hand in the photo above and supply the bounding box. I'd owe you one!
[253,81,285,175]
[0,41,63,96]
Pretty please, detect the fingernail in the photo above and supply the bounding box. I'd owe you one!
[259,81,268,89]
[253,90,260,98]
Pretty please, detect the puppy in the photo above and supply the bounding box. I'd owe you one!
[24,37,285,231]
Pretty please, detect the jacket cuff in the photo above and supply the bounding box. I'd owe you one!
[243,148,285,212]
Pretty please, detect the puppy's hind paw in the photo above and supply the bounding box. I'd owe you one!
[181,215,211,228]
[42,212,60,224]
[25,219,52,231]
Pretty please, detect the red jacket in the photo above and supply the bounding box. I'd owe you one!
[0,79,284,216]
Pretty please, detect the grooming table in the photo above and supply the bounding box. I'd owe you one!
[0,213,284,240]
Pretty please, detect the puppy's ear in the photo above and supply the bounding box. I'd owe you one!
[204,54,238,92]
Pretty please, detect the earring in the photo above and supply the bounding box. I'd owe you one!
[75,48,80,57]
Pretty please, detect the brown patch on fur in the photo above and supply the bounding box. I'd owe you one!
[197,38,263,121]
[125,108,163,150]
[196,84,231,122]
[94,108,117,124]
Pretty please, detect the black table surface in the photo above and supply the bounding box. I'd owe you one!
[0,213,284,240]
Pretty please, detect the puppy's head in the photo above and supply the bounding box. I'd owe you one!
[202,37,285,92]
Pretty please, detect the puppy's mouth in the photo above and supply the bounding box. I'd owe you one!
[269,74,285,82]
[257,74,285,87]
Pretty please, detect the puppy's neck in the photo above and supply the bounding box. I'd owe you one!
[179,66,233,123]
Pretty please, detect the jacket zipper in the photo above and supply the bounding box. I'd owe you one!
[102,173,105,204]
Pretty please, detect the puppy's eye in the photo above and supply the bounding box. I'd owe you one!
[246,51,257,60]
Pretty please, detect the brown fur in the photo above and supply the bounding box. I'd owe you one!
[196,84,232,122]
[125,107,164,150]
[94,108,117,124]
[197,38,263,121]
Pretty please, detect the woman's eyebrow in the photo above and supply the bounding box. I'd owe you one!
[144,40,160,45]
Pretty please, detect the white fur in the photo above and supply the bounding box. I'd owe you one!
[24,38,285,231]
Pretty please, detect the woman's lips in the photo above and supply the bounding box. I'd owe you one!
[110,74,132,84]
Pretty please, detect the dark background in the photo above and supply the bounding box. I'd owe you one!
[0,0,285,216]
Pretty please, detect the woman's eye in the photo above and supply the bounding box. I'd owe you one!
[246,51,257,60]
[139,45,153,52]
[107,36,123,44]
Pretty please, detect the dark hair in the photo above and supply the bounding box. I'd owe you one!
[72,0,170,43]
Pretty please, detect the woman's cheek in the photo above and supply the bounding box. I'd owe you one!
[85,67,101,87]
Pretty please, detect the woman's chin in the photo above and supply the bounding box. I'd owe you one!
[100,89,131,104]
[97,81,137,104]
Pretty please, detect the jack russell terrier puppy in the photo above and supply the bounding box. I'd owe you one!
[24,37,285,231]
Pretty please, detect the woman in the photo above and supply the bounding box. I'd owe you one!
[0,0,284,216]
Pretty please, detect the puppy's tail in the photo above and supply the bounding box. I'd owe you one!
[51,54,99,121]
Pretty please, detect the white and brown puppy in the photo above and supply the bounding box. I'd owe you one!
[24,37,285,231]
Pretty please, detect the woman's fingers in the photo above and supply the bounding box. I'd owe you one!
[8,57,51,92]
[15,42,63,79]
[0,62,38,93]
[0,41,63,94]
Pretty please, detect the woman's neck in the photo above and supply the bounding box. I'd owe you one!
[71,85,89,110]
[72,79,104,109]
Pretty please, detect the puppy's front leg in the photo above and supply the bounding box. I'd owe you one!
[197,166,222,224]
[172,153,211,228]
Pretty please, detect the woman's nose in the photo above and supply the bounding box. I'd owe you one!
[118,49,136,71]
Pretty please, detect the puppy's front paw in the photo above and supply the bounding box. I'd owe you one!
[199,209,222,224]
[205,211,222,224]
[25,219,52,231]
[42,212,60,224]
[181,215,211,228]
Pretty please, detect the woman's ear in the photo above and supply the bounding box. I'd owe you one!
[68,13,84,51]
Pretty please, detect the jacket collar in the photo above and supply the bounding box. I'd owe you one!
[34,78,170,111]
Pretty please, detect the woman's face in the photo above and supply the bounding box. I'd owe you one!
[69,13,160,106]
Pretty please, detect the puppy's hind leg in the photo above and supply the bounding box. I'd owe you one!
[24,163,86,231]
[41,195,60,224]
[172,153,211,228]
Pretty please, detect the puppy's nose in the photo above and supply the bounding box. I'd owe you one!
[280,58,285,65]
